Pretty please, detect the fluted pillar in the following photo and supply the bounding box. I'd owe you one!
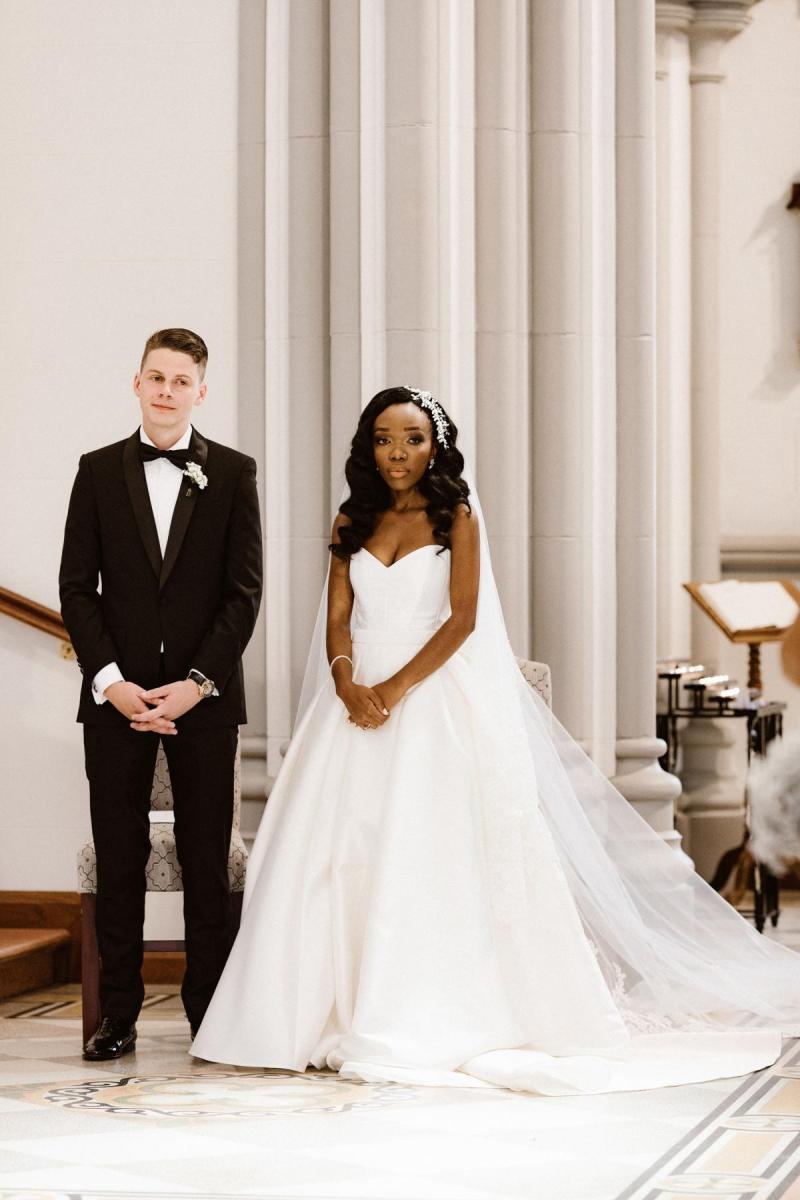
[611,0,682,837]
[263,0,291,777]
[530,1,618,771]
[329,0,386,499]
[672,0,757,875]
[476,0,530,650]
[690,1,755,646]
[331,0,478,471]
[238,0,268,810]
[383,1,440,387]
[654,2,692,666]
[264,0,331,776]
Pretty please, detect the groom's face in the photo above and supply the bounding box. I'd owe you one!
[134,348,206,444]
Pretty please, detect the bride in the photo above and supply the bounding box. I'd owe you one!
[192,386,800,1096]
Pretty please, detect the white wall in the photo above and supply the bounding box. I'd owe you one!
[719,0,800,542]
[0,0,240,889]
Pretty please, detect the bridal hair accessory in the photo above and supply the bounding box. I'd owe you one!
[183,462,208,490]
[404,387,450,449]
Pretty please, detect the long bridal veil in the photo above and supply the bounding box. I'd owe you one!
[292,470,800,1040]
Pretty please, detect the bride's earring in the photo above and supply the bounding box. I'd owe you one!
[428,457,435,471]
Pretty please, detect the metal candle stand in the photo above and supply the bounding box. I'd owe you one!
[657,663,785,933]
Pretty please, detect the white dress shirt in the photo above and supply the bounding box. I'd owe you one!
[92,425,192,703]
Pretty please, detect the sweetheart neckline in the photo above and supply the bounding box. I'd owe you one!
[360,544,445,570]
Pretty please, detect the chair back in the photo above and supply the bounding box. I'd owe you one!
[516,658,552,709]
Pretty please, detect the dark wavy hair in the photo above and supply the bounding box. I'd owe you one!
[330,387,471,560]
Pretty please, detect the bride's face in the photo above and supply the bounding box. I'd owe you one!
[372,402,435,495]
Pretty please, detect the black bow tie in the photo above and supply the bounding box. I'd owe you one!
[139,444,191,470]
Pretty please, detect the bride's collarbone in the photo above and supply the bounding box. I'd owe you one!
[363,512,439,568]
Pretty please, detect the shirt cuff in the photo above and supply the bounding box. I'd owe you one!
[92,662,124,704]
[190,668,220,697]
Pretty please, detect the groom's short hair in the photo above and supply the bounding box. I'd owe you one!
[140,328,208,377]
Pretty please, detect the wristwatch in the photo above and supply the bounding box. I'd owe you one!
[187,669,216,699]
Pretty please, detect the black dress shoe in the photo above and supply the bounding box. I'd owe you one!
[83,1016,137,1061]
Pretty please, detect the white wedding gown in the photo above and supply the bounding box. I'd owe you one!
[192,540,799,1096]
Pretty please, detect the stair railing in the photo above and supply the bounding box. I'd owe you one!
[0,588,74,658]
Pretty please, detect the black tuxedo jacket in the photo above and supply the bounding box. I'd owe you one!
[59,428,263,729]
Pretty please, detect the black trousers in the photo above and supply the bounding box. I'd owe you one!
[83,721,238,1029]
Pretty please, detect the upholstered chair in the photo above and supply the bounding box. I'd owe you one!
[516,658,552,709]
[77,740,247,1041]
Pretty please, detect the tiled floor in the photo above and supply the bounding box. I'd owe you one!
[1,898,799,1200]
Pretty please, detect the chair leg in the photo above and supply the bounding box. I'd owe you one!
[80,894,101,1044]
[231,891,244,938]
[53,942,70,985]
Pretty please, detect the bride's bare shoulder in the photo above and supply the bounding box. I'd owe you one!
[452,502,477,536]
[450,503,479,562]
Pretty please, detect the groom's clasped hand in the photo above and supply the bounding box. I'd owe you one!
[103,677,203,735]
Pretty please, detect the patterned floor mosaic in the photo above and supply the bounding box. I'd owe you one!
[619,1040,800,1199]
[0,898,799,1199]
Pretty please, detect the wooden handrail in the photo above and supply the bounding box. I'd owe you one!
[0,587,68,642]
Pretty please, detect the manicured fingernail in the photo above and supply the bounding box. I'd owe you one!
[383,708,389,715]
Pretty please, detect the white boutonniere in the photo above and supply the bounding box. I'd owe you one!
[183,462,208,490]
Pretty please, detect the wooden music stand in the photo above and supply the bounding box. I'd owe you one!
[683,579,800,692]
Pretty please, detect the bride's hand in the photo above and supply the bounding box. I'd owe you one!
[339,683,389,730]
[372,678,405,713]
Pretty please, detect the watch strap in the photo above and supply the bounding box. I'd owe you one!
[187,669,215,698]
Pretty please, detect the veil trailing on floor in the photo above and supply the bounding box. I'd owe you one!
[295,470,800,1040]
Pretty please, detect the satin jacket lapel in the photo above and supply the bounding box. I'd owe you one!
[122,431,162,580]
[159,429,208,591]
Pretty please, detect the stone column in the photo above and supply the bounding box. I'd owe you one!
[654,2,692,667]
[329,0,386,499]
[611,0,682,839]
[238,0,268,814]
[263,0,292,779]
[383,0,440,388]
[438,1,477,456]
[530,0,618,772]
[476,0,530,650]
[263,0,331,777]
[690,1,755,635]
[674,0,757,876]
[330,0,477,469]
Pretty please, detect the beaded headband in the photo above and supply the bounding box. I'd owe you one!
[403,386,450,449]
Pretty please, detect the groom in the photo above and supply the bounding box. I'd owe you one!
[59,328,262,1060]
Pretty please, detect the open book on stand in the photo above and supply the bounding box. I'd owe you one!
[683,580,800,643]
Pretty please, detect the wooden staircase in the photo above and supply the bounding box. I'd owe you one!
[0,928,71,1000]
[0,597,78,1001]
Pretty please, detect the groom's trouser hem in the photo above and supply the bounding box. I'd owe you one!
[163,724,237,1030]
[83,722,237,1029]
[84,724,157,1024]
